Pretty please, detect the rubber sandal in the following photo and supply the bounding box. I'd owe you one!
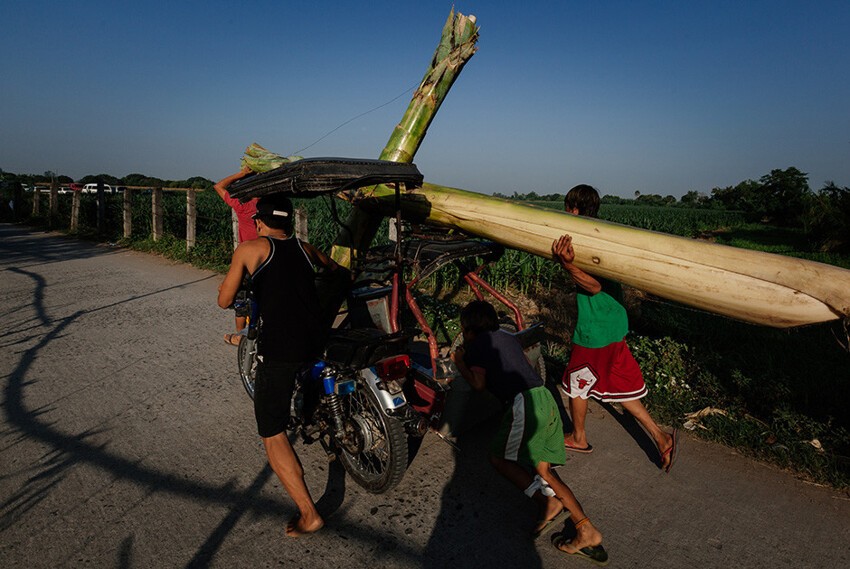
[533,508,569,539]
[564,440,593,454]
[661,428,679,473]
[553,534,609,566]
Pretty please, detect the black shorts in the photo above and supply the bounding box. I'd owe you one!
[254,358,302,438]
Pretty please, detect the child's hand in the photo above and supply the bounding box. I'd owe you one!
[450,345,465,365]
[552,234,575,265]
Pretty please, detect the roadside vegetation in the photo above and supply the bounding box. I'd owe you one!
[2,165,849,487]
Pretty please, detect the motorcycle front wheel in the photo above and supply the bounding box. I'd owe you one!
[237,336,257,400]
[338,383,408,494]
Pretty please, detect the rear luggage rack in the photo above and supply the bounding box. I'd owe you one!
[228,157,424,201]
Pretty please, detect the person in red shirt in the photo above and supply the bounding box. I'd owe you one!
[214,167,258,345]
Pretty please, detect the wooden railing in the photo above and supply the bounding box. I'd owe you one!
[30,182,307,251]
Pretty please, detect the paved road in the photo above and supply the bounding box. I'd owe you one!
[1,223,849,569]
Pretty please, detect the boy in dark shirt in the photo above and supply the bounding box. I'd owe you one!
[218,194,339,537]
[452,300,606,563]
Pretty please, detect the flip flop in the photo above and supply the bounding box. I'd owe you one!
[224,333,242,347]
[564,439,593,454]
[533,508,569,539]
[661,428,679,473]
[553,534,609,566]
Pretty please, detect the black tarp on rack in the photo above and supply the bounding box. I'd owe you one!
[366,239,504,281]
[228,157,424,201]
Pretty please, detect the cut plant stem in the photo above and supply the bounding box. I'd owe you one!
[330,8,479,268]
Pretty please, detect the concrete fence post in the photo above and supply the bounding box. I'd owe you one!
[123,188,133,238]
[152,187,163,241]
[295,207,308,242]
[388,218,398,242]
[186,189,196,252]
[232,210,239,251]
[49,180,58,226]
[70,191,80,232]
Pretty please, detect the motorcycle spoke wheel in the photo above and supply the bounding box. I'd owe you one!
[237,336,257,400]
[338,383,407,494]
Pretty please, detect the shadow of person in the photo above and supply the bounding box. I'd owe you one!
[545,358,658,467]
[598,401,661,467]
[423,417,543,569]
[544,377,574,435]
[314,454,347,520]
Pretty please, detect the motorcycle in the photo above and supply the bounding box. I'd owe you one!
[230,158,545,493]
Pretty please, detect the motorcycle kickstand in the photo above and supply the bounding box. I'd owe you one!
[317,433,338,463]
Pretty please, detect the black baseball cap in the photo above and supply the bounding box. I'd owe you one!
[252,195,293,220]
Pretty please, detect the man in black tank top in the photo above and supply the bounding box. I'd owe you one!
[218,193,341,537]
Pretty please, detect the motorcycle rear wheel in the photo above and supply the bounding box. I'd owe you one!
[237,336,257,400]
[338,383,408,494]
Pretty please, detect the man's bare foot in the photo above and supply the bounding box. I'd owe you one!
[285,513,324,537]
[564,434,593,453]
[556,520,603,552]
[659,429,679,473]
[659,433,673,468]
[224,333,241,346]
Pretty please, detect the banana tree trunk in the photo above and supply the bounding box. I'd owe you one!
[308,8,850,328]
[348,181,850,328]
[331,9,479,267]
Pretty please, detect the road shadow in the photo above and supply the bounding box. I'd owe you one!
[543,355,657,467]
[0,230,431,567]
[0,223,126,271]
[598,401,662,467]
[423,417,544,569]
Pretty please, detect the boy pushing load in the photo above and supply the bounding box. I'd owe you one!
[553,184,678,472]
[452,300,608,564]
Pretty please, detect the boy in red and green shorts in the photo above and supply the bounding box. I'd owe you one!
[452,300,607,563]
[553,184,677,472]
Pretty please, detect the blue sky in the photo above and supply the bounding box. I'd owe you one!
[2,1,849,198]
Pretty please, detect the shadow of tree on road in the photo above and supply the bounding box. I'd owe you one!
[0,226,436,567]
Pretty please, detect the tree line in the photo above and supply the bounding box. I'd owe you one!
[497,167,849,253]
[3,166,848,253]
[0,169,214,190]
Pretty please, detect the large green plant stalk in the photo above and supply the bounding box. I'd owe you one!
[331,9,479,267]
[349,181,850,328]
[379,10,478,163]
[240,143,302,172]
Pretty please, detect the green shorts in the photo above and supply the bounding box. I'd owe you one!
[490,386,567,467]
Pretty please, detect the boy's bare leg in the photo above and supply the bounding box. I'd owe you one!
[565,396,590,447]
[489,456,563,527]
[620,399,674,466]
[262,433,324,537]
[536,463,602,551]
[224,316,248,345]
